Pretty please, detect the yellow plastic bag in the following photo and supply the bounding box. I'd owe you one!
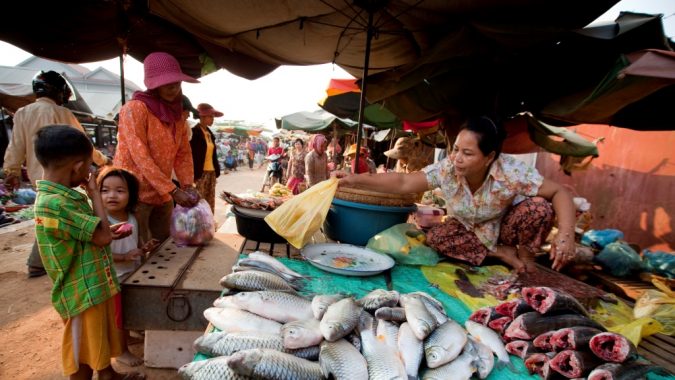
[591,295,663,346]
[633,279,675,336]
[265,178,338,248]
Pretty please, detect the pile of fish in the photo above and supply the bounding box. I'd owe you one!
[470,286,668,379]
[178,251,516,380]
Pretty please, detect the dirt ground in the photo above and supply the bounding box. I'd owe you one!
[0,166,267,379]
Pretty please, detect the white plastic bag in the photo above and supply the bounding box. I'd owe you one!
[170,199,215,246]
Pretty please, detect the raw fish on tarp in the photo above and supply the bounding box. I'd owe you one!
[374,307,407,322]
[400,294,439,340]
[226,348,324,379]
[358,313,408,379]
[487,316,512,333]
[193,331,319,360]
[589,332,638,362]
[424,319,467,368]
[549,349,604,378]
[587,361,670,380]
[398,322,424,379]
[465,320,514,371]
[320,297,362,341]
[203,307,282,334]
[533,331,557,351]
[467,336,496,379]
[469,306,502,325]
[505,312,604,340]
[524,352,555,377]
[357,289,400,311]
[505,340,542,359]
[495,298,534,319]
[228,291,313,323]
[318,339,368,380]
[551,326,603,351]
[178,356,251,380]
[219,271,297,293]
[311,294,348,320]
[422,348,476,380]
[522,286,590,317]
[281,318,323,349]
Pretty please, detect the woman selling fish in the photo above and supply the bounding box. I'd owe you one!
[337,116,576,273]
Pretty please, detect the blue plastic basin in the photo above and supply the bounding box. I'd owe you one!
[323,198,416,246]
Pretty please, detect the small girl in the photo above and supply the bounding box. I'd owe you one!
[98,167,159,366]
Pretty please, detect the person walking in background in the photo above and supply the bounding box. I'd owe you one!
[286,138,307,194]
[3,70,109,278]
[305,134,329,187]
[246,137,255,169]
[190,103,222,213]
[114,52,200,244]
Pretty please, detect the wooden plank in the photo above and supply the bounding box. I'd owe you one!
[639,339,674,359]
[181,233,240,291]
[637,347,675,373]
[648,333,675,347]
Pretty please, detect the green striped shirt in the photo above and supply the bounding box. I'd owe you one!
[34,180,119,319]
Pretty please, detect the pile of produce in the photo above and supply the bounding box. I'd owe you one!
[469,286,668,379]
[268,183,292,198]
[181,252,516,380]
[221,190,287,211]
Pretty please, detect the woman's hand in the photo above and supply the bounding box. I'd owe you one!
[550,228,575,271]
[332,170,353,186]
[173,187,199,208]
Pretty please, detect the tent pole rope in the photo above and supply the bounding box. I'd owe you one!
[354,9,374,172]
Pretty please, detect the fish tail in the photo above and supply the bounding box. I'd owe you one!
[495,358,518,373]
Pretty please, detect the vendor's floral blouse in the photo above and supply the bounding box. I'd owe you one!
[423,154,543,251]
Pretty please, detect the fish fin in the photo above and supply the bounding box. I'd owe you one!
[495,358,518,373]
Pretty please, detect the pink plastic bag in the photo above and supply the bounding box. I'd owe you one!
[170,199,215,246]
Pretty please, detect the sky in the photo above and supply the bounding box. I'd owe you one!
[0,0,672,130]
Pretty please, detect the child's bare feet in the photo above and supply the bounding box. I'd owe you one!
[489,245,525,273]
[115,350,144,367]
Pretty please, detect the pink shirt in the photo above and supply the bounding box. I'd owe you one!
[423,154,543,251]
[114,100,194,205]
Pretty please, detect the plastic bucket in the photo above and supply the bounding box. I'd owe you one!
[232,206,286,243]
[323,198,416,246]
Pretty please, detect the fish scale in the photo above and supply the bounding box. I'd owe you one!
[193,331,319,360]
[219,271,297,292]
[359,313,408,380]
[228,348,324,380]
[178,356,252,380]
[319,339,368,380]
[320,297,362,341]
[230,291,313,322]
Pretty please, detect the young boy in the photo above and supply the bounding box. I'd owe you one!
[33,125,144,380]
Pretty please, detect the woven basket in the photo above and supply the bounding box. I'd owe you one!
[335,186,421,207]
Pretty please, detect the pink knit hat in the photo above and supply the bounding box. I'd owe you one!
[143,52,199,90]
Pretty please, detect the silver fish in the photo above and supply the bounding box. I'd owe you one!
[398,322,423,379]
[178,356,252,380]
[467,335,495,379]
[281,318,323,349]
[376,318,400,351]
[320,297,362,341]
[374,307,407,322]
[424,319,467,368]
[229,291,313,323]
[422,349,477,380]
[311,293,348,320]
[400,294,439,340]
[359,313,408,380]
[203,307,281,334]
[193,331,319,360]
[227,348,324,380]
[407,291,448,325]
[234,258,305,288]
[319,339,369,380]
[231,265,303,290]
[248,251,305,278]
[219,271,297,293]
[357,289,400,311]
[465,320,514,371]
[213,295,238,308]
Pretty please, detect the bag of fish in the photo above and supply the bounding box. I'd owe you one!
[170,199,215,246]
